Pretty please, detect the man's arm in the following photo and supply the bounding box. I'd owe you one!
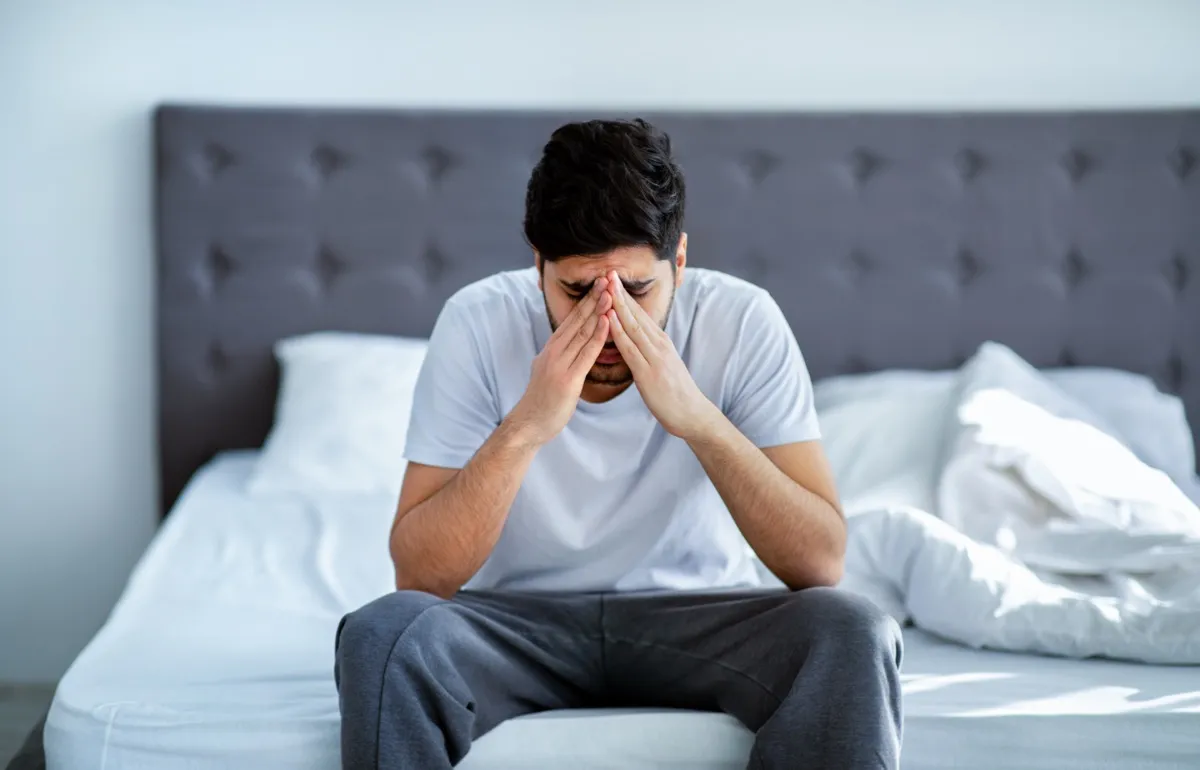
[390,419,542,599]
[604,272,844,589]
[684,421,845,589]
[390,279,613,598]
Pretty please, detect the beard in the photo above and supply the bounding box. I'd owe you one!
[544,287,675,388]
[585,356,634,387]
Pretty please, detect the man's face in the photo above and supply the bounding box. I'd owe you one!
[540,244,682,389]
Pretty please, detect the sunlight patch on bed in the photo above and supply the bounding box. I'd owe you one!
[901,671,1015,695]
[956,685,1200,717]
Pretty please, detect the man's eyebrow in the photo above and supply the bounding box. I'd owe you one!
[559,279,595,294]
[558,277,657,294]
[621,278,656,292]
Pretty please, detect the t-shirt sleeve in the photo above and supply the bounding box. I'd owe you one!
[723,290,822,448]
[403,299,501,469]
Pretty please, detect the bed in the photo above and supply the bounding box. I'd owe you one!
[38,452,1200,769]
[13,106,1200,769]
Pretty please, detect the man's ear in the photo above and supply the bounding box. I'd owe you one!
[674,233,688,287]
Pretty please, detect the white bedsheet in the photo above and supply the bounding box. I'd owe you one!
[45,452,1200,770]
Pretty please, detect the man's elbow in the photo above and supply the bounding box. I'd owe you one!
[786,529,847,589]
[393,573,458,597]
[389,530,465,599]
[393,569,460,601]
[809,555,845,588]
[782,554,844,590]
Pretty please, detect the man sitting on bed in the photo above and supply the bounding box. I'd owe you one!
[333,118,903,770]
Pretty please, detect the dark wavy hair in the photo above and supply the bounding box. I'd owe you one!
[523,118,686,264]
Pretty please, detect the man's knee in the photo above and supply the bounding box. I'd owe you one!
[335,589,445,669]
[781,586,902,666]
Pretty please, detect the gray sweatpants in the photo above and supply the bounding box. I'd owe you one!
[334,587,903,769]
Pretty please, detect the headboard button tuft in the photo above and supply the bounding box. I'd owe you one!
[1167,354,1186,391]
[315,244,345,291]
[846,249,875,281]
[420,146,456,186]
[847,148,884,186]
[199,143,235,179]
[1063,249,1088,288]
[1060,148,1093,184]
[739,150,780,187]
[956,247,983,286]
[1168,147,1196,182]
[203,244,235,296]
[845,356,870,374]
[1168,251,1189,292]
[954,148,986,183]
[423,243,449,283]
[310,144,348,182]
[204,342,229,380]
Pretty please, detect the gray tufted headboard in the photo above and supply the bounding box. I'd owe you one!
[155,106,1200,513]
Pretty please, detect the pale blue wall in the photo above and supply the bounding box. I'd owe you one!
[2,0,1198,681]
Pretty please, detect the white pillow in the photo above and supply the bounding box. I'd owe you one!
[816,378,951,515]
[814,355,1199,515]
[247,332,429,497]
[815,369,957,413]
[1049,367,1197,485]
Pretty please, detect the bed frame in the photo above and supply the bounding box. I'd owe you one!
[7,104,1199,770]
[153,105,1200,513]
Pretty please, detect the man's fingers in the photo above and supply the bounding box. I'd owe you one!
[564,309,601,361]
[553,278,607,343]
[607,309,649,372]
[609,276,639,334]
[571,314,609,372]
[626,284,665,344]
[580,290,612,343]
[596,290,613,317]
[608,271,657,351]
[552,294,591,342]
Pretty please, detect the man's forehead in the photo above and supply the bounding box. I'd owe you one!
[548,250,663,283]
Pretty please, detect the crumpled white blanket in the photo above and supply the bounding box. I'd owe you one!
[840,343,1200,665]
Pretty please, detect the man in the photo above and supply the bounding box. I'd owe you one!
[335,118,903,769]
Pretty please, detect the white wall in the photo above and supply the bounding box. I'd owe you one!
[1,0,1198,682]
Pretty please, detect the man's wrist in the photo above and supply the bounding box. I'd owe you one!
[497,410,549,453]
[678,399,729,446]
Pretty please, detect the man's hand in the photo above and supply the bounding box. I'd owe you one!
[509,277,611,446]
[391,280,609,596]
[605,271,717,439]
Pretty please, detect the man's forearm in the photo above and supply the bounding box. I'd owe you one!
[685,408,846,590]
[390,417,541,598]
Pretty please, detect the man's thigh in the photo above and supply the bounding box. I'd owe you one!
[599,587,867,728]
[336,589,608,739]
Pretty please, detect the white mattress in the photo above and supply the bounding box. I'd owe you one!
[45,452,1200,770]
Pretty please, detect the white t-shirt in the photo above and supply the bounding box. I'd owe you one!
[403,266,821,592]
